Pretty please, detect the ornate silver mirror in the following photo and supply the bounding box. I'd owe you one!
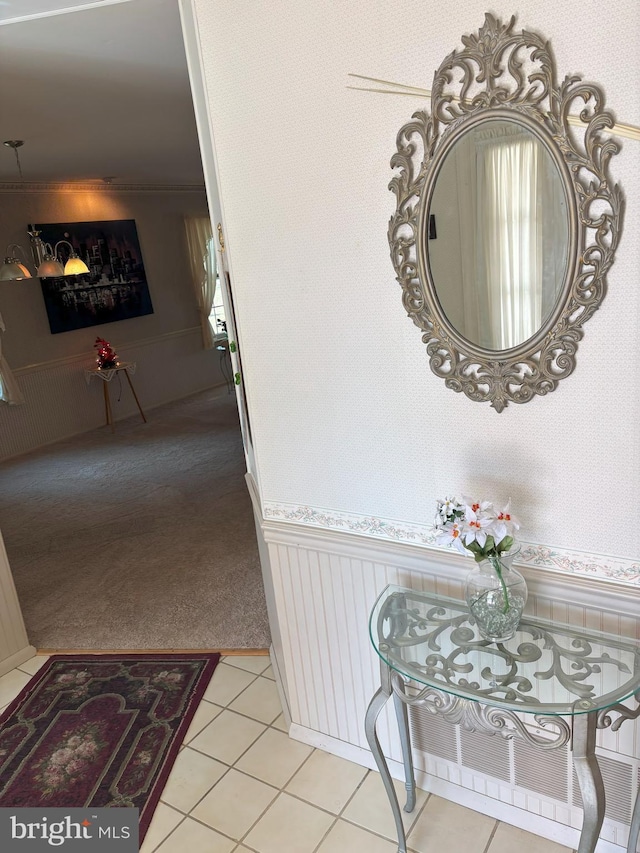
[388,14,622,411]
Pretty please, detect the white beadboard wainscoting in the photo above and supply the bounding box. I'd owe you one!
[0,327,226,461]
[257,513,640,852]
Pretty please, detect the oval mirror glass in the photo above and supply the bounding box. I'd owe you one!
[427,118,570,351]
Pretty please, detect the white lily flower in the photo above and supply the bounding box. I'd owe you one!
[462,505,492,548]
[491,520,509,545]
[436,523,467,553]
[436,495,520,565]
[495,501,520,533]
[462,497,493,516]
[436,497,463,524]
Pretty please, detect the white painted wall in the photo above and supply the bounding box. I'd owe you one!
[192,0,640,563]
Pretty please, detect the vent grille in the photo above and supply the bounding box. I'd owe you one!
[514,737,569,802]
[572,754,633,824]
[460,727,510,781]
[409,704,457,762]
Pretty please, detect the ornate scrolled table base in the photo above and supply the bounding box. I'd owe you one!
[366,662,640,853]
[597,695,640,853]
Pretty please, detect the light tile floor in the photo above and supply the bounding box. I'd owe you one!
[0,655,576,853]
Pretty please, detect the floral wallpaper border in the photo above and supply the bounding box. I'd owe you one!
[263,502,640,586]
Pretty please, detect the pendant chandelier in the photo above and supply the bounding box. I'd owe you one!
[0,140,90,281]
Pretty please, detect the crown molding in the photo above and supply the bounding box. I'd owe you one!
[0,181,205,194]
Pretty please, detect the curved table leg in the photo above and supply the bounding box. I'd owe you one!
[124,370,147,423]
[365,686,408,853]
[393,680,416,812]
[573,712,605,853]
[103,380,114,433]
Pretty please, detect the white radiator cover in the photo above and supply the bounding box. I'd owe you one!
[260,517,640,852]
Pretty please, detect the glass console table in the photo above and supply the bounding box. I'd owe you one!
[366,585,640,853]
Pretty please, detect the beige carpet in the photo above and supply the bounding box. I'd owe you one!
[0,388,270,649]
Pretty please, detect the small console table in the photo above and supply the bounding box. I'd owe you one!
[85,362,147,433]
[366,585,640,853]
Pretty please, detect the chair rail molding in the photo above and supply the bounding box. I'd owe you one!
[262,501,640,594]
[0,326,225,461]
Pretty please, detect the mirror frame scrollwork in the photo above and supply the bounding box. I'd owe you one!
[388,13,623,411]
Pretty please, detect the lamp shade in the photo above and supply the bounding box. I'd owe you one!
[0,258,32,280]
[37,258,65,277]
[63,254,90,276]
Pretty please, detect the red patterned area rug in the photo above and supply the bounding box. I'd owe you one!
[0,653,220,841]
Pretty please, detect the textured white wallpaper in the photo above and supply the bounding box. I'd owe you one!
[193,0,640,560]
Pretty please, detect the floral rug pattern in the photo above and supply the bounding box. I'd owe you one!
[0,653,220,840]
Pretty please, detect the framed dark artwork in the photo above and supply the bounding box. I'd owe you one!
[36,219,153,334]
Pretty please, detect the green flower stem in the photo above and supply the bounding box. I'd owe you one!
[489,554,510,613]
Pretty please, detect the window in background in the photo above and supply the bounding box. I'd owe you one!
[209,260,227,339]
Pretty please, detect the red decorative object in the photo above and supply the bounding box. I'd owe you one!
[94,337,118,369]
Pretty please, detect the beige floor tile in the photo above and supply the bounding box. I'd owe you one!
[407,795,496,853]
[243,792,334,853]
[271,714,288,733]
[0,669,33,708]
[161,747,227,813]
[155,817,235,853]
[229,677,282,724]
[235,728,312,788]
[182,699,223,744]
[204,663,257,706]
[488,822,572,853]
[342,772,428,841]
[190,710,266,765]
[224,655,271,675]
[139,803,183,853]
[262,665,275,680]
[286,749,367,814]
[17,655,51,676]
[190,768,278,840]
[317,819,397,853]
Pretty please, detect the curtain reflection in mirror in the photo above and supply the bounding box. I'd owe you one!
[429,120,568,351]
[478,126,540,349]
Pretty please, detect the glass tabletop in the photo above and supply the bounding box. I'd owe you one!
[370,585,640,716]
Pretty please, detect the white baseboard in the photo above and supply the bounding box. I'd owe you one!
[269,642,291,730]
[289,722,625,853]
[0,645,37,679]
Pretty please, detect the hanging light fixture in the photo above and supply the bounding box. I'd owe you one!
[1,141,37,280]
[0,140,89,280]
[0,244,32,281]
[37,240,89,277]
